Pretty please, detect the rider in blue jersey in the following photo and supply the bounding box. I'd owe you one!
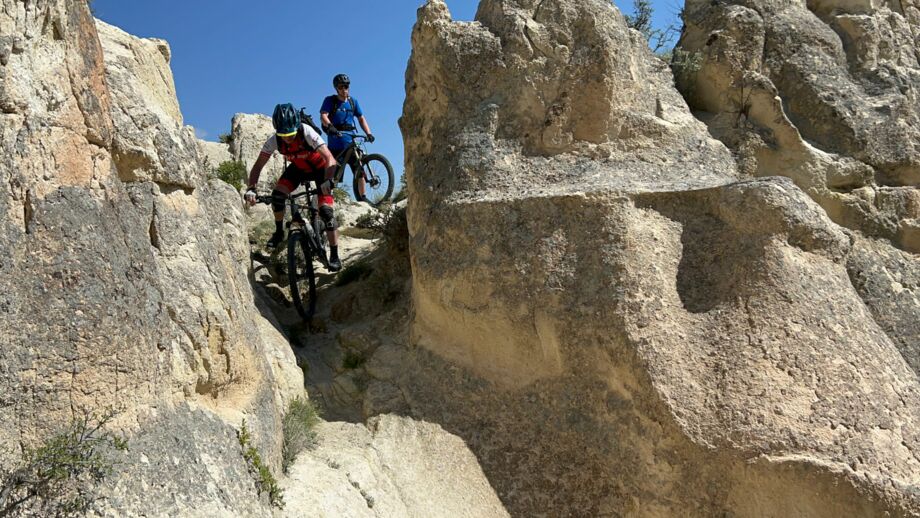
[320,74,375,202]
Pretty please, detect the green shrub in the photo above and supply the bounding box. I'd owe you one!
[237,420,284,509]
[335,260,373,286]
[0,410,128,517]
[218,133,232,144]
[354,211,378,230]
[332,187,350,204]
[215,160,247,191]
[342,351,367,370]
[392,174,408,203]
[281,399,320,474]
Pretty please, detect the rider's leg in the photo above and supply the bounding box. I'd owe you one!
[351,155,366,201]
[318,195,341,271]
[267,169,297,247]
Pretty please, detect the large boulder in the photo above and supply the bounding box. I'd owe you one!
[282,415,509,518]
[676,0,920,251]
[96,20,202,187]
[0,2,302,515]
[401,0,920,515]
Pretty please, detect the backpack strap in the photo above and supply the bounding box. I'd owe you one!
[330,96,357,132]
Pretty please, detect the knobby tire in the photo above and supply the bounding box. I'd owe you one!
[354,153,394,206]
[287,231,316,320]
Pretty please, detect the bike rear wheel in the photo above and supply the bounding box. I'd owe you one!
[287,231,316,320]
[354,153,394,205]
[312,215,328,267]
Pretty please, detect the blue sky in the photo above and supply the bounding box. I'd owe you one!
[92,0,682,181]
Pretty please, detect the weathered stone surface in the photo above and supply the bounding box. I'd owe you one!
[229,113,284,192]
[677,0,920,251]
[0,3,303,515]
[847,236,920,375]
[281,415,508,518]
[96,20,201,188]
[197,138,232,171]
[95,404,272,517]
[401,0,920,515]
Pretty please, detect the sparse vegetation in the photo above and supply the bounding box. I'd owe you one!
[215,160,247,191]
[332,187,350,204]
[237,420,284,509]
[665,47,704,93]
[621,0,703,94]
[335,260,373,287]
[281,398,320,474]
[0,410,128,518]
[342,351,368,370]
[624,0,679,53]
[392,174,408,203]
[218,133,232,144]
[354,211,378,230]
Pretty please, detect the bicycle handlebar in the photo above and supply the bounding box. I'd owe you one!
[253,187,326,205]
[335,131,369,141]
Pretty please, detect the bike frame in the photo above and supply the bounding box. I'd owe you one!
[332,134,367,184]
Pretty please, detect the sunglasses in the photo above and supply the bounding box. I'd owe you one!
[336,84,350,90]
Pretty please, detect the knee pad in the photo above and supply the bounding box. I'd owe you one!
[319,205,337,231]
[271,189,287,213]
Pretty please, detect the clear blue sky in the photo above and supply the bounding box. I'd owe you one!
[92,0,682,181]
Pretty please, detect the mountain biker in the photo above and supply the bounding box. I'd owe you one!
[320,73,375,203]
[244,103,343,272]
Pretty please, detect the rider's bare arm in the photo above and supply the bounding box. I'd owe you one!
[319,145,337,181]
[247,153,270,189]
[358,115,371,136]
[320,112,332,128]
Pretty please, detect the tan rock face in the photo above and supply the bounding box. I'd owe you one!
[229,112,284,192]
[677,0,920,250]
[0,2,302,514]
[402,0,920,515]
[282,415,509,518]
[97,20,202,187]
[197,138,232,171]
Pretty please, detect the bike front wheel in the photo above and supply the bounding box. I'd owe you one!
[354,153,394,206]
[287,231,316,320]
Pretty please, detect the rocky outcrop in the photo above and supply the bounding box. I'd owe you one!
[401,0,920,515]
[676,0,920,252]
[229,112,284,192]
[282,415,508,518]
[0,2,302,514]
[197,138,232,171]
[97,20,201,187]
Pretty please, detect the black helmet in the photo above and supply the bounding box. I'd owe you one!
[333,73,350,87]
[272,103,300,136]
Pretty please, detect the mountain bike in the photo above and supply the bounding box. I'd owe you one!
[332,134,394,205]
[256,187,329,320]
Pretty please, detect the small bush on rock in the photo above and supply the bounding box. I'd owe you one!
[215,160,247,191]
[0,410,128,517]
[281,399,320,474]
[238,420,284,509]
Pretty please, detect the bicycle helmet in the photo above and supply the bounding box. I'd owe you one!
[333,74,350,88]
[272,103,300,137]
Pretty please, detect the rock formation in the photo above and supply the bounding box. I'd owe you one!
[677,0,920,377]
[282,415,508,518]
[1,2,507,515]
[401,0,920,515]
[1,2,301,514]
[229,112,284,192]
[677,0,920,248]
[197,138,232,171]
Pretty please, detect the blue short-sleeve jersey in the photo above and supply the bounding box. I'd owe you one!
[321,95,364,151]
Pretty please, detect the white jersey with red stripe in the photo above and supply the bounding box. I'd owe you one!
[259,123,325,158]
